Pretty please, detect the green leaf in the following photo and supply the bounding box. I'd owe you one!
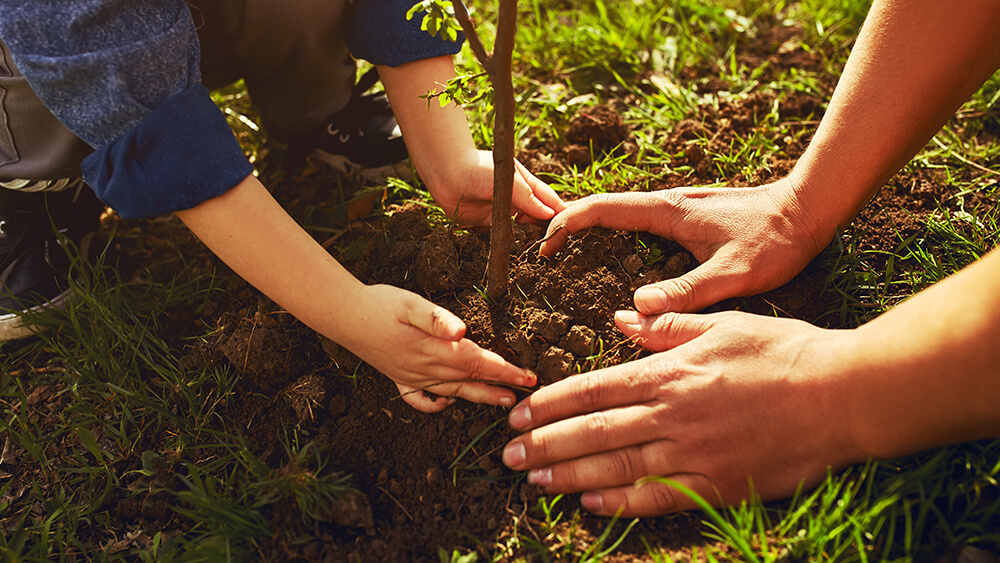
[76,426,105,464]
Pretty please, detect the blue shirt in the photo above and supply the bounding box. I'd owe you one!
[0,0,463,218]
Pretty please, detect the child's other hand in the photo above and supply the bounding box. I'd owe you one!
[340,284,537,413]
[429,150,566,226]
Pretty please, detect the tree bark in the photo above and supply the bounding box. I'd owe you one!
[448,0,518,300]
[485,0,517,301]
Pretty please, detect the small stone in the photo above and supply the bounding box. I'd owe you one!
[329,490,374,528]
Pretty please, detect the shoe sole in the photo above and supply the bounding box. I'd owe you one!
[0,287,72,342]
[313,151,414,183]
[0,231,95,343]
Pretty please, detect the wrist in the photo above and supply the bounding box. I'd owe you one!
[763,176,840,260]
[420,147,482,200]
[795,327,874,468]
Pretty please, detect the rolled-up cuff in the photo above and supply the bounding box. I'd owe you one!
[348,0,465,67]
[82,86,253,219]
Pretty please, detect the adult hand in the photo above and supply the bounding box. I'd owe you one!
[501,309,866,517]
[539,179,833,314]
[341,284,537,413]
[428,150,567,225]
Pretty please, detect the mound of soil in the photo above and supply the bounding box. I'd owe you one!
[166,191,835,562]
[172,94,984,560]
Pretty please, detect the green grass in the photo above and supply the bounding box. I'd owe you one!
[2,0,999,560]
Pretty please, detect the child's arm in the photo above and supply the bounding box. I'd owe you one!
[176,174,536,412]
[378,56,566,225]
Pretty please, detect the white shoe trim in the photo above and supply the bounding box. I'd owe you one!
[0,287,72,342]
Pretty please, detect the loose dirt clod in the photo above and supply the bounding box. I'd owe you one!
[560,324,597,357]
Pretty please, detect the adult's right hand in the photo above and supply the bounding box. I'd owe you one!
[540,178,835,314]
[501,308,867,517]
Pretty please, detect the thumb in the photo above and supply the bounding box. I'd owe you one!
[407,299,467,341]
[633,259,747,314]
[513,159,566,218]
[614,310,714,352]
[539,192,671,257]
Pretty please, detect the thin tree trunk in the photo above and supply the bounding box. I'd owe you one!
[485,0,517,300]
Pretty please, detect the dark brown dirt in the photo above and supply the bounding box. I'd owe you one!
[164,88,992,559]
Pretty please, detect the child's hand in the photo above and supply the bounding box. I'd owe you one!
[378,57,566,225]
[428,150,567,226]
[338,283,537,413]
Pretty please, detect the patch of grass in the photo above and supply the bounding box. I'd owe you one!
[641,441,1000,562]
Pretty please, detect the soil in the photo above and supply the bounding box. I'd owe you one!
[4,15,998,563]
[98,86,991,560]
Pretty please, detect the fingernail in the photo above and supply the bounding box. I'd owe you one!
[635,286,669,313]
[499,396,514,407]
[528,468,552,487]
[581,492,604,513]
[522,370,538,386]
[509,404,532,429]
[615,310,641,329]
[503,442,526,467]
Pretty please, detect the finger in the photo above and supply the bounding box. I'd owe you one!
[529,441,675,495]
[579,473,716,517]
[538,192,671,257]
[396,382,453,413]
[448,338,537,388]
[418,380,519,408]
[614,310,715,352]
[510,169,556,221]
[632,257,752,315]
[505,359,657,431]
[515,159,567,215]
[406,299,466,341]
[503,403,663,470]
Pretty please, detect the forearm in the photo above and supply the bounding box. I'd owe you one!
[790,0,1000,240]
[175,175,364,343]
[378,56,479,188]
[845,249,1000,458]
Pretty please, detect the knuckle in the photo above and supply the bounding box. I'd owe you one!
[532,432,555,462]
[664,276,697,311]
[607,447,640,484]
[651,311,680,334]
[645,482,681,513]
[577,373,607,411]
[582,410,614,448]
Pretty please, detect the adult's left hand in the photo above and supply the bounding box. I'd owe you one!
[501,309,867,517]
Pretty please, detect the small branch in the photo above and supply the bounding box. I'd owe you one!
[449,0,492,70]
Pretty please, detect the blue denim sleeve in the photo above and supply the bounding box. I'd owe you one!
[348,0,465,67]
[0,0,252,219]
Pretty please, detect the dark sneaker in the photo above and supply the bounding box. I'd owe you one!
[0,182,103,341]
[269,68,411,180]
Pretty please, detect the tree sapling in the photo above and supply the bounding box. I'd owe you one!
[408,0,519,300]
